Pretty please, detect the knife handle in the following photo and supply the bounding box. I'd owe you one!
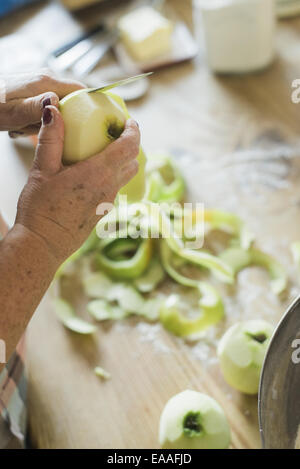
[51,23,106,58]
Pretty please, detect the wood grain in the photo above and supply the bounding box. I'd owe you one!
[1,0,300,449]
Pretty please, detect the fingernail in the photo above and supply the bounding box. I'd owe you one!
[42,107,52,125]
[9,131,24,138]
[42,97,51,109]
[135,120,139,128]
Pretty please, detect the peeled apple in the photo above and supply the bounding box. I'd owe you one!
[59,89,146,202]
[217,320,274,395]
[159,390,231,449]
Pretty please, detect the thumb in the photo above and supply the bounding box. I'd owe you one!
[34,105,64,174]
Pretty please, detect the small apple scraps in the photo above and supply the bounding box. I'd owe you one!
[118,7,173,62]
[54,298,96,335]
[94,366,111,380]
[217,320,274,395]
[159,390,231,449]
[59,90,146,202]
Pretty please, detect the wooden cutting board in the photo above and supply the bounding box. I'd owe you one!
[1,0,300,449]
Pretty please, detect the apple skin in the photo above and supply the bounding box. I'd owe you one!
[217,320,274,395]
[159,390,231,449]
[59,89,146,202]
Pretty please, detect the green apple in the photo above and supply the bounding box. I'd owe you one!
[59,89,146,202]
[159,390,231,449]
[217,320,274,395]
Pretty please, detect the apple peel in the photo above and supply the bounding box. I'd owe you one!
[134,257,165,292]
[86,279,161,322]
[96,237,152,280]
[148,203,234,284]
[146,153,185,204]
[83,272,114,298]
[159,288,224,338]
[87,299,127,321]
[219,247,287,295]
[204,209,255,250]
[54,298,97,335]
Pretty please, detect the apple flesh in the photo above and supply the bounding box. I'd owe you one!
[60,89,125,163]
[159,390,231,449]
[59,89,146,201]
[217,320,274,395]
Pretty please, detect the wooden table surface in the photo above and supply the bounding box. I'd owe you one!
[1,0,300,449]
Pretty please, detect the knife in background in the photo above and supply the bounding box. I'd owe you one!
[72,28,119,78]
[47,23,116,74]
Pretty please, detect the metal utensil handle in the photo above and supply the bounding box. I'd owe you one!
[51,24,106,58]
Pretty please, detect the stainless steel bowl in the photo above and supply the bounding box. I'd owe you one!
[259,295,300,449]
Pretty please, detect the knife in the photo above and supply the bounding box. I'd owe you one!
[47,24,107,73]
[87,72,153,93]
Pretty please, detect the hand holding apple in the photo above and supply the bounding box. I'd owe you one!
[60,89,146,202]
[159,390,231,449]
[16,105,140,263]
[0,70,84,136]
[217,320,274,395]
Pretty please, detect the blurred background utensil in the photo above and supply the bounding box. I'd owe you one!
[47,23,107,73]
[259,296,300,449]
[71,28,119,77]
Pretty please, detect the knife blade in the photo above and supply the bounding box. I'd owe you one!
[87,72,153,93]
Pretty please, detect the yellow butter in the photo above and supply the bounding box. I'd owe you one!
[118,7,173,62]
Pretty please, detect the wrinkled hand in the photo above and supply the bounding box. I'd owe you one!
[16,105,140,262]
[0,70,84,136]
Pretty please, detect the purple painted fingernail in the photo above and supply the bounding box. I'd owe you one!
[42,107,52,125]
[42,97,51,109]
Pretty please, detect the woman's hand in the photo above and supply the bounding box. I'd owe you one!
[0,70,84,136]
[16,105,140,263]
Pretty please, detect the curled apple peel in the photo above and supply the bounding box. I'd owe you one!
[219,247,287,295]
[145,153,185,204]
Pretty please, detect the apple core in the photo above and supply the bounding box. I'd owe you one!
[183,411,203,438]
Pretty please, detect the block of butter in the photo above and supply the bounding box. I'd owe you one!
[118,7,173,62]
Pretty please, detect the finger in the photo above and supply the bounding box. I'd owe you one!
[9,124,41,138]
[84,119,140,173]
[5,70,85,100]
[106,119,140,166]
[34,105,64,174]
[119,160,139,188]
[1,92,59,131]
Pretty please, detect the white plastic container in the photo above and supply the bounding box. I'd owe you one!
[196,0,276,74]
